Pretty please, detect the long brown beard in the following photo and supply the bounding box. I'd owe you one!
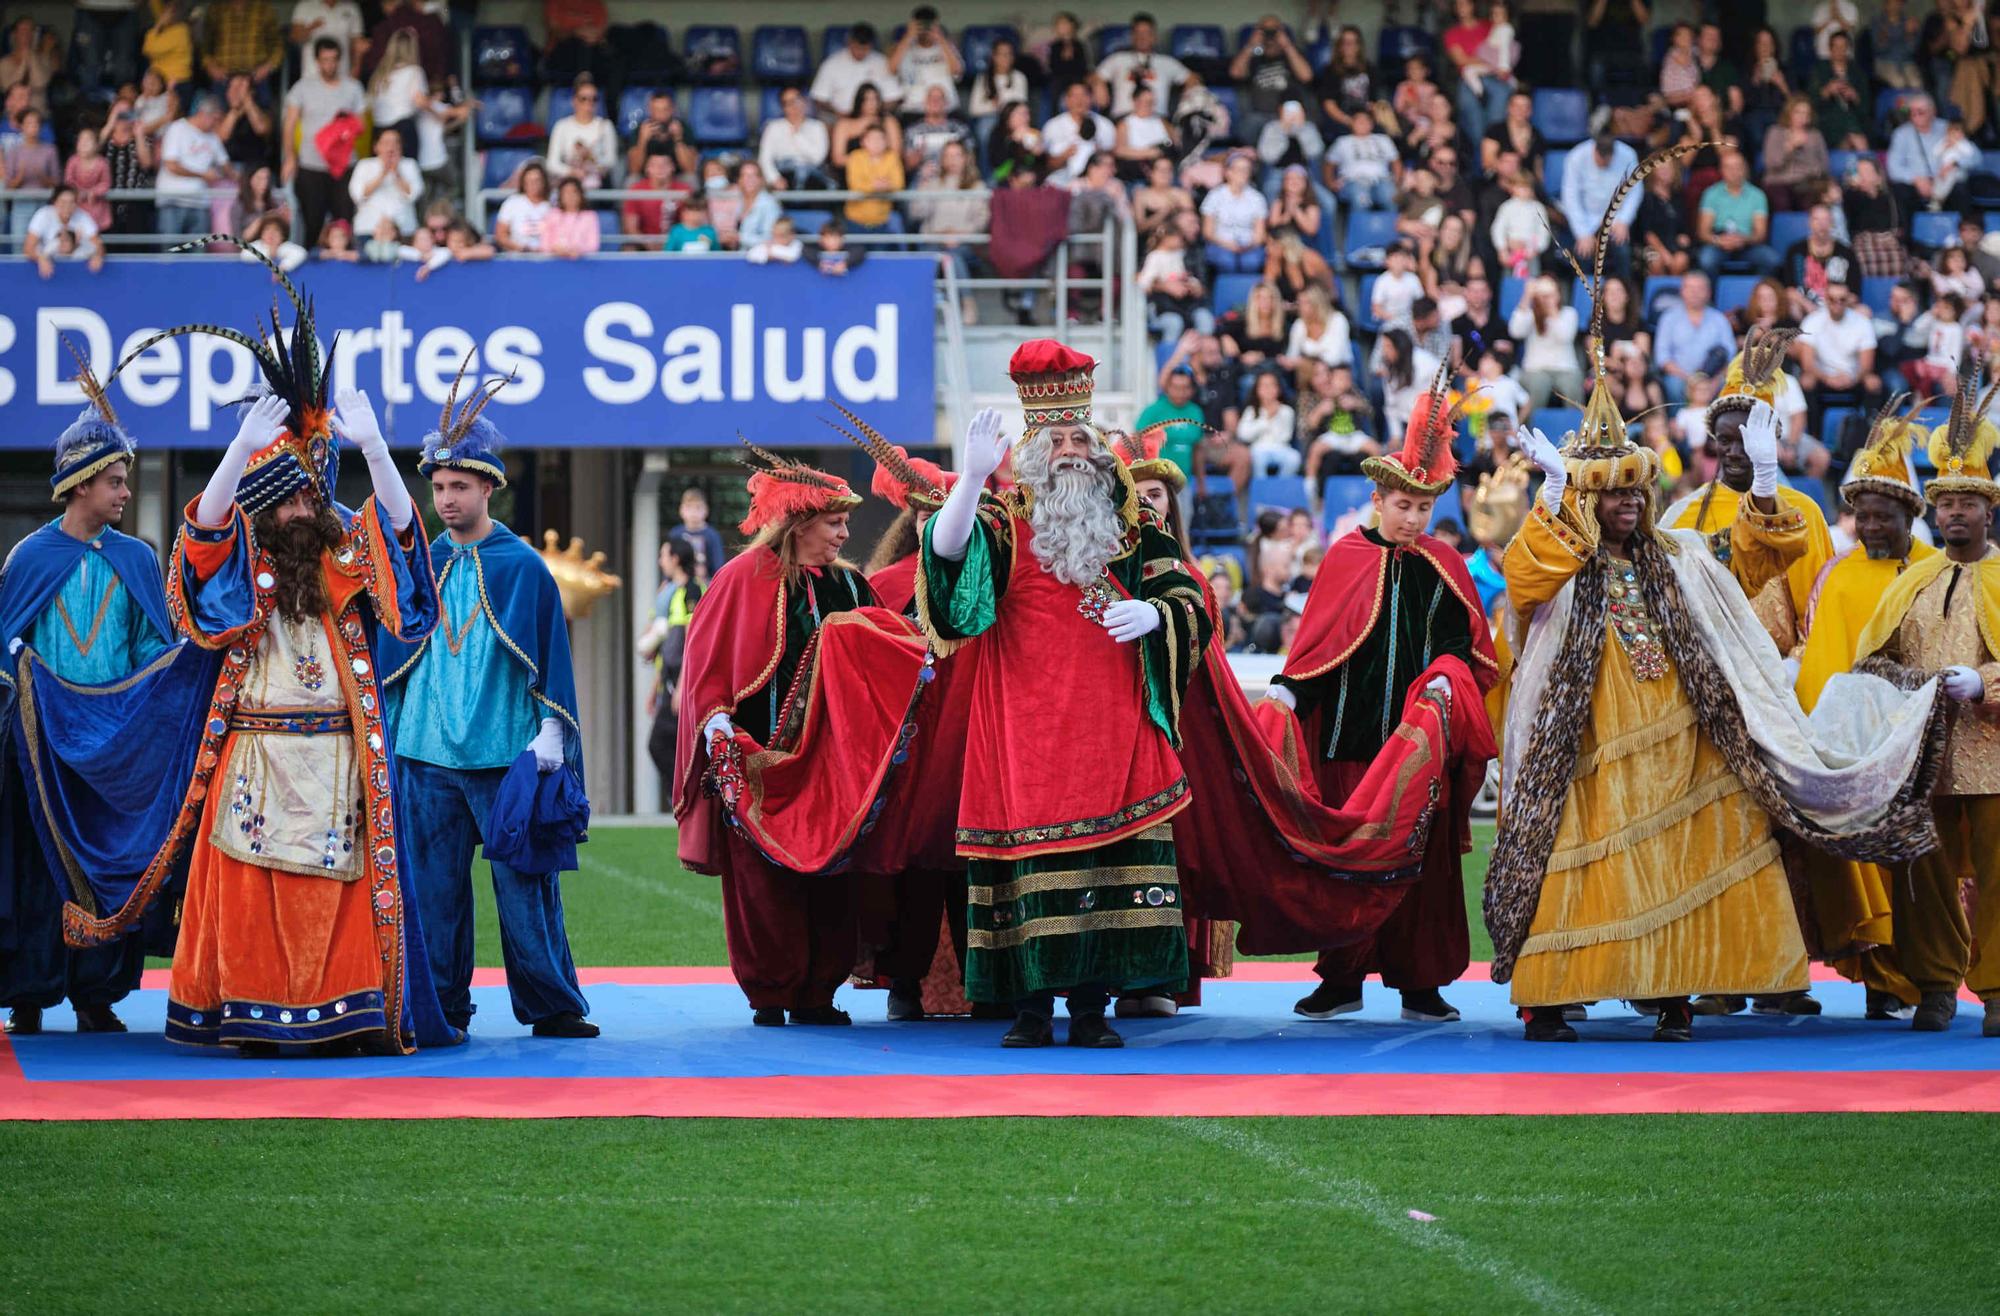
[253,505,344,622]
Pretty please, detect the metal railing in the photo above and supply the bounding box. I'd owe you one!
[0,185,302,248]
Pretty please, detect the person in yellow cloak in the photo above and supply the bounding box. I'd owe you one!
[1854,363,2000,1038]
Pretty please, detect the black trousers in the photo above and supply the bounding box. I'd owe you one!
[293,167,352,247]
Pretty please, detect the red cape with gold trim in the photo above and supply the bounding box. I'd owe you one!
[1281,529,1501,685]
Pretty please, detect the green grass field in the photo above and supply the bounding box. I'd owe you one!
[11,826,1997,1314]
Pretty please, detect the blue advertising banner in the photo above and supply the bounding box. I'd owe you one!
[0,255,934,449]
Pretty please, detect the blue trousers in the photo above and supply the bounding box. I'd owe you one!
[397,758,589,1028]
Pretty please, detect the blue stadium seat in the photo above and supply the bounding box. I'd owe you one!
[1988,211,2000,233]
[619,22,679,83]
[617,86,657,137]
[1641,274,1682,319]
[1911,211,1958,249]
[1714,274,1760,312]
[1320,476,1375,531]
[1860,276,1900,316]
[547,86,575,125]
[1874,87,1919,124]
[1192,475,1244,546]
[821,26,850,61]
[1208,87,1241,123]
[760,86,785,124]
[480,148,535,190]
[1982,151,2000,177]
[960,25,1020,72]
[474,87,537,144]
[1171,24,1228,64]
[1828,149,1877,179]
[1344,209,1398,269]
[751,25,810,82]
[1532,405,1584,438]
[1305,32,1333,70]
[1212,272,1262,314]
[1353,275,1382,333]
[596,209,620,241]
[1768,210,1809,253]
[1649,27,1673,68]
[472,26,535,85]
[1543,144,1568,197]
[1787,26,1816,81]
[1498,275,1526,320]
[1096,24,1133,61]
[683,25,743,83]
[1249,475,1310,512]
[1377,25,1437,70]
[1821,407,1858,454]
[689,87,748,144]
[782,208,836,237]
[1429,483,1463,528]
[1532,89,1589,146]
[1194,544,1247,584]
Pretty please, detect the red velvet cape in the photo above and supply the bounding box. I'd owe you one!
[1281,530,1501,687]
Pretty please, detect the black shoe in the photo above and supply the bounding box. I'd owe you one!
[886,980,925,1022]
[1912,991,1958,1032]
[1865,989,1915,1021]
[752,1006,787,1027]
[788,1005,851,1026]
[1066,1013,1125,1048]
[1001,1012,1054,1048]
[5,1006,43,1036]
[1691,994,1746,1016]
[1522,1005,1578,1042]
[969,1001,1014,1021]
[313,1036,362,1058]
[237,1040,280,1058]
[532,1012,601,1038]
[1293,979,1363,1020]
[1652,998,1694,1042]
[1751,991,1821,1016]
[1399,988,1460,1023]
[74,1004,127,1033]
[445,1013,473,1033]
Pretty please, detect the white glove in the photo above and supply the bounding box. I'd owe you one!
[1426,674,1451,696]
[703,712,737,743]
[1781,656,1800,688]
[1744,400,1781,500]
[1265,683,1297,711]
[196,393,291,526]
[1104,599,1161,642]
[527,717,564,772]
[960,406,1007,483]
[929,407,1006,562]
[234,392,290,453]
[1524,426,1567,513]
[1942,665,1986,702]
[332,387,414,531]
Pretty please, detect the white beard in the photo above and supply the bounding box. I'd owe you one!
[1024,455,1122,588]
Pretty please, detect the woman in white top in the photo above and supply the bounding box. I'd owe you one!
[495,160,553,252]
[1236,370,1302,477]
[367,29,427,147]
[1112,85,1174,183]
[965,38,1029,147]
[1199,151,1269,274]
[1279,286,1353,390]
[1506,274,1583,410]
[546,77,619,189]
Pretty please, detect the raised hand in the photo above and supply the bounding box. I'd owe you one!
[1744,400,1781,499]
[330,387,386,454]
[233,393,289,452]
[1523,426,1568,512]
[961,406,1008,483]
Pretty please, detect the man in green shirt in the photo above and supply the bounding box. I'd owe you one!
[1696,148,1776,278]
[1133,367,1206,489]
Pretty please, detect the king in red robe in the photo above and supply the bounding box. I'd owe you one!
[1267,367,1501,1024]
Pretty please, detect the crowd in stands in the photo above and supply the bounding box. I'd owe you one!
[7,3,2000,644]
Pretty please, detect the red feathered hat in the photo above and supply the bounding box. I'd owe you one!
[738,437,861,534]
[1108,421,1188,493]
[819,404,957,510]
[1009,339,1097,431]
[1361,360,1462,496]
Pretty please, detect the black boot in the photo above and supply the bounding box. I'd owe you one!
[1522,1005,1578,1042]
[886,979,925,1022]
[1751,991,1821,1016]
[1865,989,1914,1021]
[1652,997,1694,1042]
[1912,991,1958,1032]
[1399,988,1460,1022]
[752,1006,787,1026]
[237,1040,280,1058]
[532,1012,601,1038]
[1690,994,1746,1016]
[1065,1013,1125,1048]
[1293,978,1363,1020]
[5,1005,43,1036]
[1000,1011,1054,1048]
[788,1005,852,1026]
[74,1004,127,1033]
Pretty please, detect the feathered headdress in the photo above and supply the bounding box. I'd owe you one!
[1362,357,1464,495]
[1009,339,1096,433]
[1107,419,1191,493]
[737,437,861,534]
[50,336,138,502]
[1707,324,1799,426]
[1926,349,2000,504]
[1841,393,1928,514]
[106,236,340,515]
[418,348,515,488]
[822,404,953,510]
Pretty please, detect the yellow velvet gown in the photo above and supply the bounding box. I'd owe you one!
[1502,499,1813,1006]
[1791,545,1937,1001]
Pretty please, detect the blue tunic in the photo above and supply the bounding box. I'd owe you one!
[25,549,172,685]
[393,533,539,771]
